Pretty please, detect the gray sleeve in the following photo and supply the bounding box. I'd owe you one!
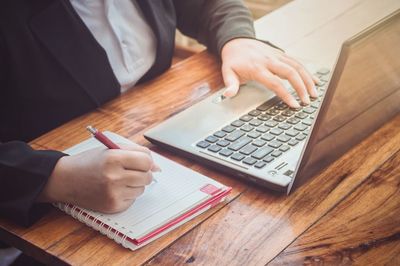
[173,0,256,55]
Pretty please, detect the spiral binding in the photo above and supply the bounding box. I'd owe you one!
[55,203,133,249]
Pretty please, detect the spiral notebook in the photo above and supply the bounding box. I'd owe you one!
[54,132,231,250]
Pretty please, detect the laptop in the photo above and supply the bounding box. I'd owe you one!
[144,10,400,194]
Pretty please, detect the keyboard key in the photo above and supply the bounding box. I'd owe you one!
[231,153,245,161]
[275,102,288,110]
[268,140,282,148]
[278,123,291,130]
[311,102,319,109]
[240,144,258,155]
[296,134,307,141]
[294,124,308,131]
[265,121,278,127]
[252,139,266,147]
[248,110,261,116]
[214,131,226,138]
[231,120,245,127]
[279,145,290,152]
[225,130,245,141]
[320,76,329,82]
[288,139,299,146]
[256,125,269,133]
[285,129,299,137]
[252,147,273,159]
[265,108,279,116]
[216,140,230,147]
[240,115,253,122]
[271,150,282,157]
[248,131,261,139]
[281,110,294,117]
[249,119,263,127]
[229,136,252,151]
[241,124,254,132]
[261,133,275,141]
[317,68,330,75]
[219,149,233,157]
[243,157,257,165]
[290,106,302,112]
[196,141,210,149]
[277,135,291,143]
[256,102,271,111]
[254,161,267,169]
[263,156,274,163]
[270,128,283,135]
[303,107,316,114]
[222,125,235,133]
[205,135,218,143]
[208,145,221,153]
[287,117,300,124]
[273,115,286,122]
[302,118,314,126]
[258,114,271,121]
[295,112,308,119]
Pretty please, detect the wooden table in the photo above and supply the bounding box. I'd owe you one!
[1,0,399,265]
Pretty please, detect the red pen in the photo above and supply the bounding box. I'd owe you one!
[86,125,120,149]
[86,125,161,173]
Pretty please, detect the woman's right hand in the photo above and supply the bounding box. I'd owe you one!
[38,143,160,213]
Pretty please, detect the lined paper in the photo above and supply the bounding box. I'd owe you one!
[63,132,224,238]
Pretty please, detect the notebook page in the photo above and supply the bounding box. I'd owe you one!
[63,132,224,237]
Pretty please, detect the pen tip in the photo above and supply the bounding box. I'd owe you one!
[86,125,97,134]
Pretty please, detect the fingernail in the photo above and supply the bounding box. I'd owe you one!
[222,89,233,98]
[314,76,322,84]
[302,95,310,105]
[311,86,318,98]
[289,99,301,109]
[151,164,162,172]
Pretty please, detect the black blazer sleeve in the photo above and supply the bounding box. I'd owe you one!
[0,142,66,226]
[173,0,255,54]
[0,31,66,226]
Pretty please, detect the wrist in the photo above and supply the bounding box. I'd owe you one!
[37,156,72,203]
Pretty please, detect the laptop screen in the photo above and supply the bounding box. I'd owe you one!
[289,10,400,193]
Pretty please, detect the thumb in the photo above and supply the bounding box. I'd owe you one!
[222,67,240,98]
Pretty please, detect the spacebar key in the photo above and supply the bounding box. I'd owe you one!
[229,136,252,151]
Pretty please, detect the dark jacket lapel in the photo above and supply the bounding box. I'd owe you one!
[30,0,120,106]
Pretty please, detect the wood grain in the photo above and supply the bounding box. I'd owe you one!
[1,0,400,265]
[269,151,400,265]
[0,52,250,265]
[146,115,400,266]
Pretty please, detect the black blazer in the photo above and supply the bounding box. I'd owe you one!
[0,0,256,226]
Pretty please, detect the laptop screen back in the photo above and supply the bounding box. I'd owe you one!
[289,10,400,193]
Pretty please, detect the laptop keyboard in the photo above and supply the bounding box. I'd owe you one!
[195,68,330,170]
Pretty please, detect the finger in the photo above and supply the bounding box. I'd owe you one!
[123,186,145,201]
[118,143,151,154]
[118,144,161,172]
[254,69,300,108]
[279,56,318,98]
[221,66,240,98]
[122,170,153,187]
[266,59,310,105]
[312,75,321,85]
[118,150,154,172]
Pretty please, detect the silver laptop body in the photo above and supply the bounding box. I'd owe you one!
[145,10,400,193]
